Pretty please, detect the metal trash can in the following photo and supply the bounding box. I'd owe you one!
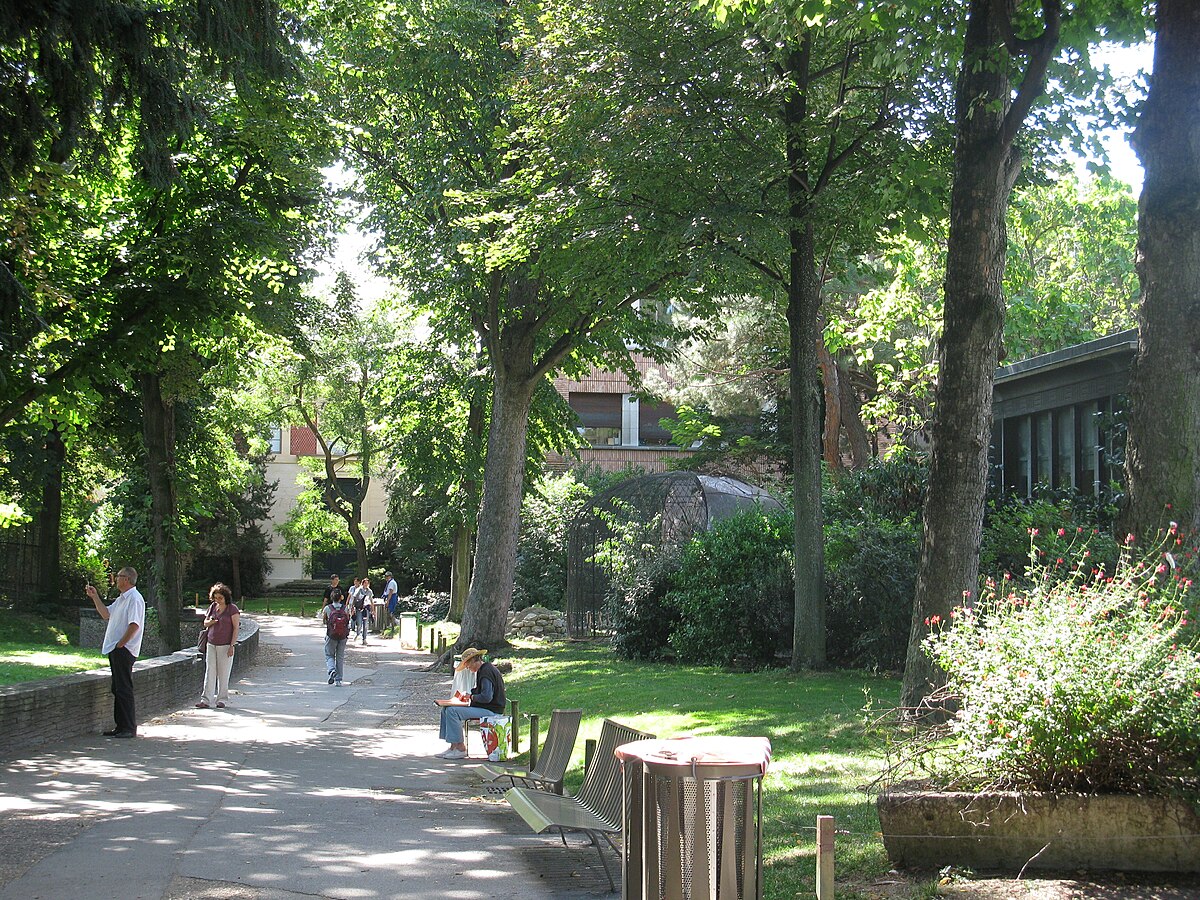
[617,736,771,900]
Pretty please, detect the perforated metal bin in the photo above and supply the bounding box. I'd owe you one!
[617,737,771,900]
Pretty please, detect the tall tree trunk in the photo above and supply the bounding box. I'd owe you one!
[817,340,844,473]
[838,362,873,469]
[449,522,471,622]
[901,0,1060,712]
[141,370,183,652]
[450,384,485,623]
[1121,0,1200,539]
[34,426,65,611]
[785,37,826,669]
[458,368,535,650]
[230,550,243,601]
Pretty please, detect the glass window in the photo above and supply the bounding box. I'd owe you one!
[570,392,623,447]
[1054,407,1075,490]
[1034,412,1053,490]
[637,399,676,447]
[1003,417,1032,497]
[1079,401,1100,496]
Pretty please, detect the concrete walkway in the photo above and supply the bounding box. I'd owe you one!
[0,616,610,900]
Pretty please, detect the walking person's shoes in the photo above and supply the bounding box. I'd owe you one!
[327,671,336,684]
[195,701,210,708]
[216,701,226,708]
[103,729,136,738]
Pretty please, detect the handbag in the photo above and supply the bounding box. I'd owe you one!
[198,627,208,655]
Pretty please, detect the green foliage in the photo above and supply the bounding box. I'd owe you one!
[823,453,926,671]
[825,517,920,672]
[609,547,684,662]
[513,473,594,611]
[919,529,1200,795]
[979,493,1121,582]
[666,509,794,668]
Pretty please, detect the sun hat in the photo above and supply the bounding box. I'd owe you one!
[455,648,486,671]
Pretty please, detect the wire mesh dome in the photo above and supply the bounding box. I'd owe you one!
[565,472,784,637]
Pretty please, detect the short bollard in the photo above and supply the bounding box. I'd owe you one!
[816,815,835,899]
[528,714,540,772]
[509,699,520,750]
[417,623,423,649]
[430,630,439,654]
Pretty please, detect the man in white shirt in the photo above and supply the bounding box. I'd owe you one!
[384,571,399,628]
[85,566,146,738]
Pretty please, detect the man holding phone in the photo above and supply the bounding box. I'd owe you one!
[85,566,146,738]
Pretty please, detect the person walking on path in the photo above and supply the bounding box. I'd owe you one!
[435,647,505,759]
[350,577,370,645]
[383,571,399,629]
[322,590,351,685]
[322,574,341,609]
[196,582,240,709]
[85,566,146,738]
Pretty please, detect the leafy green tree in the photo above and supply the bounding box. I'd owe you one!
[1121,0,1200,538]
[901,0,1146,711]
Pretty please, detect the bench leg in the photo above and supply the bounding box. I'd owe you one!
[587,832,617,893]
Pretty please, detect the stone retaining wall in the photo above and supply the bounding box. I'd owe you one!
[0,618,260,760]
[507,605,568,640]
[80,606,208,657]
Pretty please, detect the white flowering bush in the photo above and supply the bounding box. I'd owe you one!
[921,525,1200,796]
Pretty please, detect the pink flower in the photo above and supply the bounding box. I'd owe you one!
[1057,528,1066,537]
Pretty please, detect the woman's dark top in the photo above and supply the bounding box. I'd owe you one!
[206,602,240,646]
[470,661,506,714]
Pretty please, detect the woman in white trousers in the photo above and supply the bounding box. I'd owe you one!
[196,582,240,709]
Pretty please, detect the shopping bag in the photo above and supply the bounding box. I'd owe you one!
[479,715,511,762]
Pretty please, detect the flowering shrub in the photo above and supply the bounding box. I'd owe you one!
[922,525,1200,796]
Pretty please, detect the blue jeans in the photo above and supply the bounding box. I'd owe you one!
[439,705,495,744]
[324,636,347,683]
[353,610,369,642]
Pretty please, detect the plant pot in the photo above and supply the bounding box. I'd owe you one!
[877,790,1200,873]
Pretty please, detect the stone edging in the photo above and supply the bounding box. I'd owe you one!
[878,790,1200,873]
[0,618,261,760]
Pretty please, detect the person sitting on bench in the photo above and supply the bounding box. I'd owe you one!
[435,647,505,760]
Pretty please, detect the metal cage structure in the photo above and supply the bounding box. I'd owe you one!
[564,472,783,638]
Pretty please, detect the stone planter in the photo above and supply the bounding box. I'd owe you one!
[877,790,1200,873]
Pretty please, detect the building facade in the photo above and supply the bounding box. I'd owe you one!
[991,329,1137,499]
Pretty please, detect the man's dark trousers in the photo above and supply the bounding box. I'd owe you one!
[107,647,137,734]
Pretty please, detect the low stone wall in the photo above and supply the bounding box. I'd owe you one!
[507,605,568,640]
[0,618,260,760]
[80,606,208,657]
[878,790,1200,873]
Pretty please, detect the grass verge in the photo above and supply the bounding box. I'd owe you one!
[497,639,899,900]
[0,610,107,686]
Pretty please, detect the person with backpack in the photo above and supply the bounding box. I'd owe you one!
[322,589,351,685]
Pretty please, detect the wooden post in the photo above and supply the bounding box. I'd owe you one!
[417,623,423,649]
[584,738,596,774]
[509,699,520,750]
[528,714,540,771]
[816,815,835,900]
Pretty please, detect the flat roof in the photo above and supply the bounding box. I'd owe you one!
[994,329,1138,384]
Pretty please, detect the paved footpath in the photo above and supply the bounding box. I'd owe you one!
[0,615,609,900]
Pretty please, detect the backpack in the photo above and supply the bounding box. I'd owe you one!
[327,604,350,640]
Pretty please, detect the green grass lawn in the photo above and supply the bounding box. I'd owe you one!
[498,640,915,900]
[0,611,107,686]
[234,595,321,617]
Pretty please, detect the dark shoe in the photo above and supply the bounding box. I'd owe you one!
[102,728,121,736]
[106,730,136,739]
[195,701,210,709]
[327,671,336,684]
[216,701,226,709]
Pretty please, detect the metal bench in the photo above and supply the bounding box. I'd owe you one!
[478,708,582,794]
[505,718,654,891]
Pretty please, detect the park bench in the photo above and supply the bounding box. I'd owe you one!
[505,717,655,891]
[477,707,582,794]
